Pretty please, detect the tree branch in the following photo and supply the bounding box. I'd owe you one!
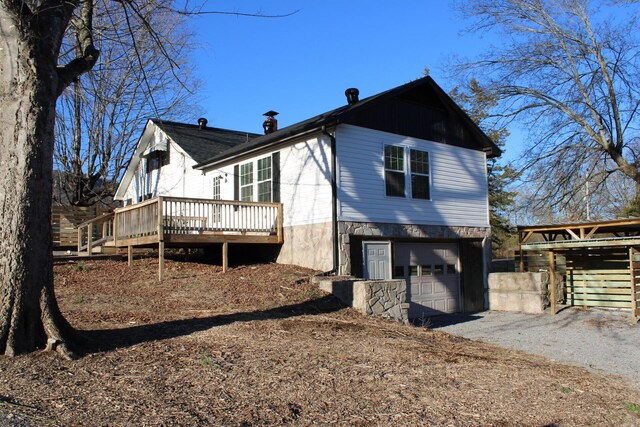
[56,0,99,97]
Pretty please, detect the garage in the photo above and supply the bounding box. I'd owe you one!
[394,242,461,318]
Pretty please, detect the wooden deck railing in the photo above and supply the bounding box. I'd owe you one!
[78,196,283,251]
[77,211,115,254]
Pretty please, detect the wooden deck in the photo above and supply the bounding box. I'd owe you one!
[77,196,283,278]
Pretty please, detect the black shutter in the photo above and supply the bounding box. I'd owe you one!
[234,164,239,201]
[272,152,280,203]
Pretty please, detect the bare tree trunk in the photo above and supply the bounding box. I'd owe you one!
[0,9,76,358]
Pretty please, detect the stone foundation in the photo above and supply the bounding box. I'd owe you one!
[315,277,409,323]
[276,222,333,272]
[338,221,490,275]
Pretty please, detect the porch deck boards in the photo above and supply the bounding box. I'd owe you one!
[77,196,284,278]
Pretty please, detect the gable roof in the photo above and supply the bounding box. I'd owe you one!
[151,119,260,164]
[194,76,502,170]
[114,119,259,200]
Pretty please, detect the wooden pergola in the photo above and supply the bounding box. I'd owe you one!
[518,218,640,322]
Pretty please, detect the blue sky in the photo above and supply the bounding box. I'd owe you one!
[190,1,510,155]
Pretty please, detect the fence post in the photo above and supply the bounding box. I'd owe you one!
[630,247,638,323]
[549,250,556,316]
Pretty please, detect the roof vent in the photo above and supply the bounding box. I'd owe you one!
[197,117,208,130]
[262,110,279,135]
[345,88,359,105]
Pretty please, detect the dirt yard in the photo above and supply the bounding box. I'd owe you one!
[1,257,640,426]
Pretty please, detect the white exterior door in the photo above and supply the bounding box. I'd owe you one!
[395,243,460,318]
[363,242,391,280]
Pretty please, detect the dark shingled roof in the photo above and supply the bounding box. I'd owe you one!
[151,119,259,164]
[194,76,502,169]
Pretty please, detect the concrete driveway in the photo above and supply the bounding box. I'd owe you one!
[429,307,640,389]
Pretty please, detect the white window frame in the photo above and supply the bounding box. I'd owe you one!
[256,156,272,202]
[384,145,405,198]
[410,148,430,200]
[383,145,431,200]
[239,156,273,203]
[240,162,253,202]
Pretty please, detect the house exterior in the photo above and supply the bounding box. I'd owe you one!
[114,76,500,316]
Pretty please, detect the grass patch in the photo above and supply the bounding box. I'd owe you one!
[560,386,573,394]
[624,403,640,414]
[198,354,221,368]
[72,262,90,272]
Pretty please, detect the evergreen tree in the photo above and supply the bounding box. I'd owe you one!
[450,79,518,256]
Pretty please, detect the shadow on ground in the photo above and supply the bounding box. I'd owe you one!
[78,295,345,356]
[422,313,484,329]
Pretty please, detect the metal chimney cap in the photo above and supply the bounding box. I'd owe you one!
[197,117,208,129]
[345,88,360,105]
[263,110,279,117]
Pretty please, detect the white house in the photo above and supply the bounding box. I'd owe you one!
[114,76,500,317]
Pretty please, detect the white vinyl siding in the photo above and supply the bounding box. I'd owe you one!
[202,134,332,227]
[336,124,489,227]
[120,124,208,203]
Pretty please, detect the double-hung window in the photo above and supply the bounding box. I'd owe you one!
[238,155,273,202]
[257,156,272,202]
[240,163,253,201]
[384,145,430,200]
[212,176,221,200]
[410,149,430,200]
[384,145,405,197]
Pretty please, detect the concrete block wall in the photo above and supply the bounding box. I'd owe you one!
[488,272,553,314]
[315,277,409,324]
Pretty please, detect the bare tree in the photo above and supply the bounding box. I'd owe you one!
[54,0,198,207]
[455,0,640,219]
[0,0,291,358]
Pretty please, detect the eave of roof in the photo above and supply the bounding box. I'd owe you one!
[194,76,502,170]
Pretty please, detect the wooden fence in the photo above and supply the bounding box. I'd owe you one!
[517,247,638,315]
[52,205,111,248]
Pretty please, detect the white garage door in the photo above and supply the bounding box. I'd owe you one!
[394,243,460,318]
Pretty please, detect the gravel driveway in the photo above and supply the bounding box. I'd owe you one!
[430,307,640,389]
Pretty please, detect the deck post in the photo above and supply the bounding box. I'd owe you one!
[549,250,556,316]
[87,223,93,256]
[128,245,133,267]
[222,241,229,272]
[157,197,164,281]
[277,203,284,244]
[77,227,82,254]
[113,212,118,247]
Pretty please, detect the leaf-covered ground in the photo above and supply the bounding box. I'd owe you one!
[1,257,639,426]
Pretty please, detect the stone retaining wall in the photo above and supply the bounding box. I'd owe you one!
[314,277,409,323]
